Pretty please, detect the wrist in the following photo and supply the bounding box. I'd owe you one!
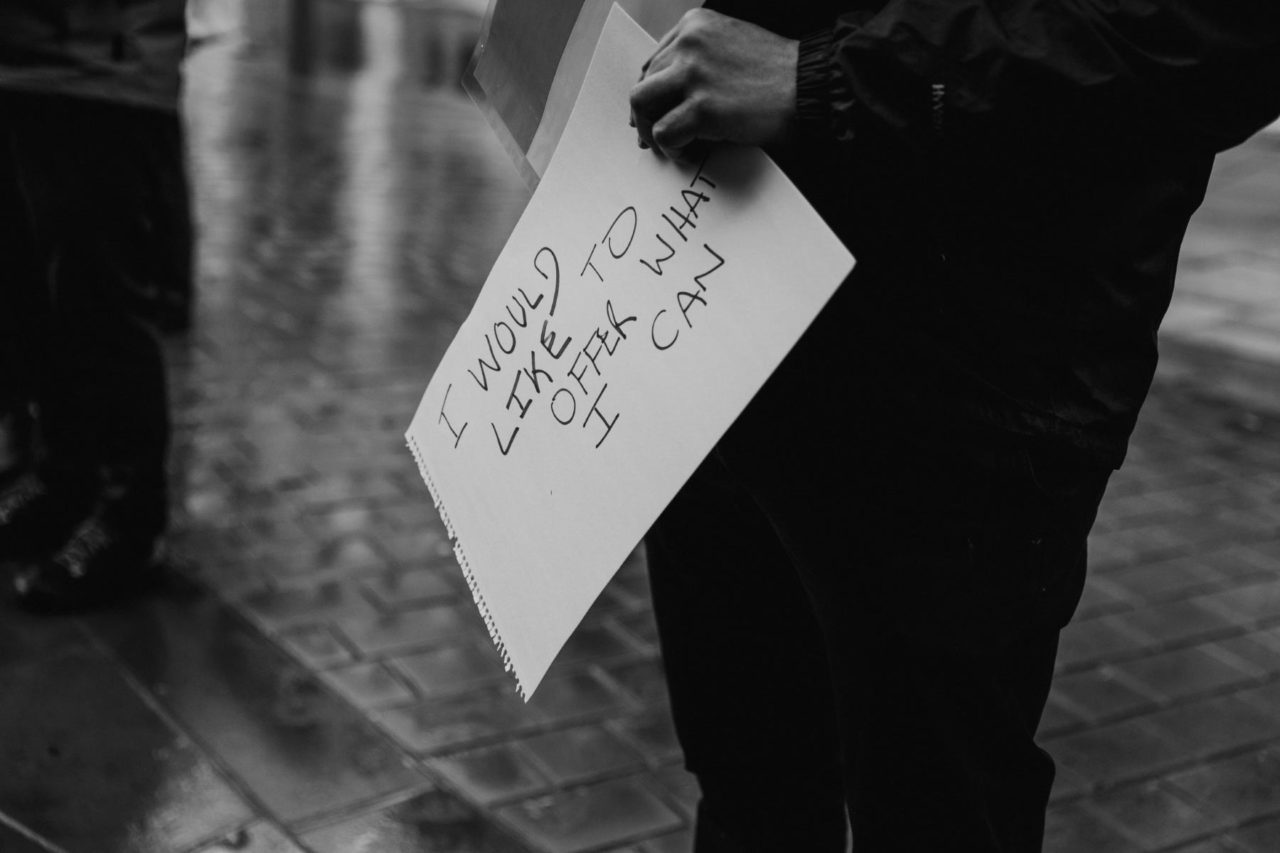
[795,28,854,141]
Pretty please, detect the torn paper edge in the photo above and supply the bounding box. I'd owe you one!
[405,433,528,701]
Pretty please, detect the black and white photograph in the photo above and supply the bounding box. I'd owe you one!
[1,1,1278,851]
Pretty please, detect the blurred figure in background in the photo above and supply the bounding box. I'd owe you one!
[0,0,188,610]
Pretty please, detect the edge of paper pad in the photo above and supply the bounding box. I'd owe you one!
[405,433,528,700]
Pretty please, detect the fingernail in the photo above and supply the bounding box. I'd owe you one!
[639,140,649,149]
[629,118,635,128]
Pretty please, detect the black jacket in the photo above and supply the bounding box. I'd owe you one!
[0,0,186,112]
[712,0,1280,465]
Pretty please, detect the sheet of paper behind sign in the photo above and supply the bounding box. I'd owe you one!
[408,4,854,698]
[464,0,701,186]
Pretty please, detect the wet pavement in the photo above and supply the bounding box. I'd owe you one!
[0,1,1278,851]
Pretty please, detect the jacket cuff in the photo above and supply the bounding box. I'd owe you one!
[795,28,853,139]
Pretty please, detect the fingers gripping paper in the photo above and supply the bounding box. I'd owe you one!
[465,0,702,185]
[406,5,854,698]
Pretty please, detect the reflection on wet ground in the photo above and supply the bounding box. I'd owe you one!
[1,0,1279,851]
[2,1,689,850]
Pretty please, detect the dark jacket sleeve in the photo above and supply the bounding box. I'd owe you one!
[796,1,1280,156]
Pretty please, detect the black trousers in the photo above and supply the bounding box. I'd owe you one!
[0,91,173,488]
[646,367,1111,851]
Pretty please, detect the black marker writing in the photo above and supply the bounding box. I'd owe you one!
[467,334,502,391]
[583,383,619,449]
[491,421,519,455]
[439,384,467,448]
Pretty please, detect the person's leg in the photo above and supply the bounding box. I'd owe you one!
[0,93,96,565]
[31,97,171,493]
[646,450,848,852]
[725,418,1108,852]
[0,99,33,482]
[8,94,171,606]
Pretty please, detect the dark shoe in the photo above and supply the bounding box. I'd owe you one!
[12,510,165,612]
[0,470,94,564]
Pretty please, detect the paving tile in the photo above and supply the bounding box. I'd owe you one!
[608,562,652,608]
[1049,766,1092,804]
[237,578,381,631]
[192,821,307,853]
[551,624,642,669]
[612,707,683,766]
[520,725,644,786]
[1144,694,1280,760]
[87,593,424,825]
[298,471,411,509]
[337,604,482,657]
[1089,781,1229,850]
[301,786,531,853]
[1117,600,1239,649]
[1043,803,1136,853]
[375,683,540,755]
[1234,814,1280,853]
[1093,523,1198,566]
[1057,615,1149,671]
[1161,839,1240,853]
[322,662,417,709]
[525,671,631,726]
[278,624,353,669]
[1197,326,1280,364]
[310,535,394,575]
[1114,646,1254,703]
[1105,560,1225,604]
[429,743,549,804]
[303,505,398,541]
[362,567,459,611]
[1076,579,1135,619]
[1044,719,1179,787]
[497,777,683,853]
[1199,579,1280,625]
[0,647,253,853]
[606,658,671,707]
[1052,666,1157,722]
[394,642,509,698]
[648,765,700,819]
[376,528,457,567]
[640,828,695,853]
[585,586,630,622]
[1205,630,1280,677]
[612,609,661,651]
[1041,693,1085,736]
[1167,747,1280,825]
[1233,666,1280,712]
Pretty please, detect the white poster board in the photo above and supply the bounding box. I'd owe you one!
[407,5,854,697]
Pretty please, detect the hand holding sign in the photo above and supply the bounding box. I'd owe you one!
[630,9,799,159]
[407,5,853,698]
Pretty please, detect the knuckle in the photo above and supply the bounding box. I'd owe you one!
[675,18,708,50]
[675,59,697,86]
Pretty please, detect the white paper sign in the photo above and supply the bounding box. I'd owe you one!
[407,4,854,698]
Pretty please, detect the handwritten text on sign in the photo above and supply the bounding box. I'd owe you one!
[440,161,726,459]
[406,5,853,698]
